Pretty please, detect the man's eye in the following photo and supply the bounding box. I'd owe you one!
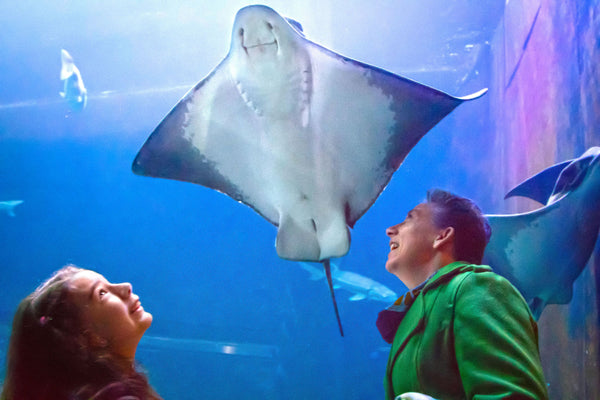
[99,289,108,297]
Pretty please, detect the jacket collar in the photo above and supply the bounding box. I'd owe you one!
[422,261,491,293]
[379,262,491,345]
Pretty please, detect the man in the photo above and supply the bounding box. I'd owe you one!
[377,189,548,400]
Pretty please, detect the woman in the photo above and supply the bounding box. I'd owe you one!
[1,264,162,400]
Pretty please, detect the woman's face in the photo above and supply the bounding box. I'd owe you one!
[68,270,152,359]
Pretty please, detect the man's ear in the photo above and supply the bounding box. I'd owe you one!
[433,227,454,250]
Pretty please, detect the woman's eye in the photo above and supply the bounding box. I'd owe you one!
[99,288,108,297]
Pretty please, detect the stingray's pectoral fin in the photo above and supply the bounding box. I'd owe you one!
[504,160,572,203]
[276,214,321,261]
[456,88,488,101]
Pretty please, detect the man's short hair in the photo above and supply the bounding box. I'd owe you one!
[426,189,492,264]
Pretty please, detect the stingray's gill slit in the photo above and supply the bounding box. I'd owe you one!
[323,259,344,336]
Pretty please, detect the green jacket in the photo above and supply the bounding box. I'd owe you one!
[384,262,548,400]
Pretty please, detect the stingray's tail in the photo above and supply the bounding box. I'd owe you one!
[323,259,344,336]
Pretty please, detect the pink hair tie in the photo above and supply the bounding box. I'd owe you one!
[39,316,52,326]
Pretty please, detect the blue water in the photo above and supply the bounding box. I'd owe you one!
[0,1,502,399]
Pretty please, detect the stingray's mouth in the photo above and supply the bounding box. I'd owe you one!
[244,40,278,56]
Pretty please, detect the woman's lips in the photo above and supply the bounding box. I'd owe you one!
[130,301,141,314]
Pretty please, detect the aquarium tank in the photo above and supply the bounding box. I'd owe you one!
[0,1,598,399]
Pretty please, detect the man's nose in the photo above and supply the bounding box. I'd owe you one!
[386,224,398,237]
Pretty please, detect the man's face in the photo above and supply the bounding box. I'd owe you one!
[385,202,441,279]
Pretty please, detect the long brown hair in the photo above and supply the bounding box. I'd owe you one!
[1,265,162,400]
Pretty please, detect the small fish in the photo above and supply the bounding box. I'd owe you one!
[0,200,24,217]
[60,49,87,111]
[300,262,397,303]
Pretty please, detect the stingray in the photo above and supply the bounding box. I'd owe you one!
[484,147,600,319]
[132,4,486,335]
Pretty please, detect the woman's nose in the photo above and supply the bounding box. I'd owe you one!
[113,282,132,299]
